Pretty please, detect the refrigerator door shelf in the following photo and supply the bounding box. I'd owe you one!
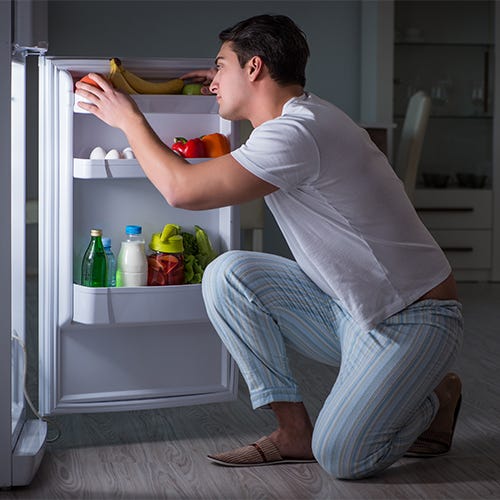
[60,56,214,81]
[74,94,220,115]
[73,283,208,325]
[74,157,208,179]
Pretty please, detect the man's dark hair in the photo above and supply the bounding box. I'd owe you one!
[219,14,310,87]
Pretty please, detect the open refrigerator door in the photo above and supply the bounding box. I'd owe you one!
[38,57,239,416]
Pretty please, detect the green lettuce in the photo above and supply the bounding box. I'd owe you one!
[181,225,217,284]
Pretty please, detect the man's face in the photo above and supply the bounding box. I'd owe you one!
[210,42,250,121]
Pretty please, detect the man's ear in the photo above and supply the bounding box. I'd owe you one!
[247,56,264,81]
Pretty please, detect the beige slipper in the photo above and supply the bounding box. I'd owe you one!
[207,436,317,467]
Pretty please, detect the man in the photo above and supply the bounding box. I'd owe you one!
[76,14,463,480]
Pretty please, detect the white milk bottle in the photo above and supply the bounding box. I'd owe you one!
[116,225,148,287]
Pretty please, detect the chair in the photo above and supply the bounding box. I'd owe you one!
[394,91,431,203]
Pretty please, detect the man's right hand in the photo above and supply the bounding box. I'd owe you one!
[75,72,143,133]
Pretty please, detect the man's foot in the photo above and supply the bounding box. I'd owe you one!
[207,401,316,467]
[206,436,317,467]
[405,372,462,457]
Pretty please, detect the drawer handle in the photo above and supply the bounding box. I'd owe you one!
[441,247,474,253]
[416,207,474,213]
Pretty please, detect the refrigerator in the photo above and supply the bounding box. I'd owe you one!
[1,0,48,487]
[2,4,239,486]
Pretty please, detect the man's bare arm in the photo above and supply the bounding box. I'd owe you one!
[75,73,276,210]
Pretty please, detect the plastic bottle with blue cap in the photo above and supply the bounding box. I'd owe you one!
[101,237,117,287]
[116,225,148,287]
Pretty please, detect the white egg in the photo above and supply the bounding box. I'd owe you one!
[121,147,135,159]
[89,146,106,160]
[105,149,121,160]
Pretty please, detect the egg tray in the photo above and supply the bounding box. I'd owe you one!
[74,158,144,179]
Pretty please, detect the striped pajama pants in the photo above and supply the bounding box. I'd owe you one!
[202,250,463,479]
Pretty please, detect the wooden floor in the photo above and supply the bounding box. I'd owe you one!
[3,280,500,499]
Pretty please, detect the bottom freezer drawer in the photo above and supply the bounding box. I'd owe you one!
[53,321,237,413]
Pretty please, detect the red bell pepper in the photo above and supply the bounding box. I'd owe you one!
[171,137,206,158]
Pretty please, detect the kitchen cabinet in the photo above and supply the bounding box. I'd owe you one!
[392,0,499,280]
[414,189,492,281]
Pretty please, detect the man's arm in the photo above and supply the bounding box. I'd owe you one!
[75,73,277,210]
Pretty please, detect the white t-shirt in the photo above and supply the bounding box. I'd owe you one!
[231,92,451,331]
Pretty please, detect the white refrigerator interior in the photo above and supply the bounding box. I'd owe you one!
[38,57,239,416]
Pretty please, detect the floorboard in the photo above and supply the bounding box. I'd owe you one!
[2,279,499,499]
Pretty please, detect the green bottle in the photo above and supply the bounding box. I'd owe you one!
[81,228,107,287]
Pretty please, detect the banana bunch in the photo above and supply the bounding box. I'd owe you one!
[108,58,184,95]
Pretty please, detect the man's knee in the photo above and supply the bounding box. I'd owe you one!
[312,428,383,480]
[202,250,251,306]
